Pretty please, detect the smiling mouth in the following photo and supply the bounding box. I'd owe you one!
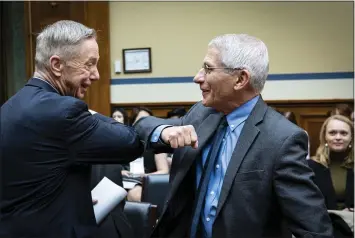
[81,85,90,91]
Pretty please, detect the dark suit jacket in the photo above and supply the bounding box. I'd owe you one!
[0,78,144,238]
[134,97,333,238]
[308,160,354,210]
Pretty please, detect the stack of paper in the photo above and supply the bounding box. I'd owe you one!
[91,176,127,224]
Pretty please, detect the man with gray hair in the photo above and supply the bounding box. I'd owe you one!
[0,20,143,237]
[134,34,333,237]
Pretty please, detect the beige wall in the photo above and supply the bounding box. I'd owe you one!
[109,2,353,78]
[109,2,353,103]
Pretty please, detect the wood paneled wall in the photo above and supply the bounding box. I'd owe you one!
[112,99,354,157]
[24,1,111,116]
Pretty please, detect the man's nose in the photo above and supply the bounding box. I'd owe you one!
[193,69,205,84]
[91,67,100,81]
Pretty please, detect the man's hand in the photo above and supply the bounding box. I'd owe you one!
[161,125,198,149]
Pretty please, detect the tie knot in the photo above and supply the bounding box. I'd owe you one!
[219,116,228,128]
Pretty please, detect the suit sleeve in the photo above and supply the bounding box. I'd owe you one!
[64,100,144,164]
[273,130,334,238]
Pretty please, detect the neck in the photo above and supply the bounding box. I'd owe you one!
[221,92,259,115]
[33,70,66,96]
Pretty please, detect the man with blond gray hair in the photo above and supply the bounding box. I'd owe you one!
[134,34,333,238]
[0,20,143,238]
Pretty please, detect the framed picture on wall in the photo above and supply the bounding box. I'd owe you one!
[122,47,152,73]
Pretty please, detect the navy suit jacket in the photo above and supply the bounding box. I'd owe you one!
[0,78,144,238]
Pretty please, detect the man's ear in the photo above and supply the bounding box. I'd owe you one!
[49,55,63,77]
[233,70,250,90]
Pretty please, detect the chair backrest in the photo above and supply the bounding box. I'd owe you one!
[141,174,170,217]
[123,201,157,238]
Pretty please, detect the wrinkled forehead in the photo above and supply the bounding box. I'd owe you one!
[75,38,99,59]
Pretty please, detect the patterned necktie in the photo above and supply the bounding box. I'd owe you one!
[190,116,228,238]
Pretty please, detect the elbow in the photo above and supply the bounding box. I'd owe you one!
[125,131,144,161]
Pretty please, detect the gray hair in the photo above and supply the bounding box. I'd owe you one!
[35,20,96,70]
[208,34,269,92]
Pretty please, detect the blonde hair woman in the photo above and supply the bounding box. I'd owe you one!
[308,115,354,211]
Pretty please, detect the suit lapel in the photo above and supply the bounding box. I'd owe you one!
[167,111,224,201]
[215,97,268,217]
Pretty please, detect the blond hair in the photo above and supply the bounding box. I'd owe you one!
[312,115,353,169]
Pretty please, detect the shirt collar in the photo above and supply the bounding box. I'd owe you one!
[226,95,260,131]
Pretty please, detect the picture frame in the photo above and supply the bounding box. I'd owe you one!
[122,47,152,74]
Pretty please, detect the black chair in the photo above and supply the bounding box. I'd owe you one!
[141,174,170,217]
[123,201,157,238]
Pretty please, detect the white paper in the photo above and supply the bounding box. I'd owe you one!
[129,157,145,174]
[91,177,127,224]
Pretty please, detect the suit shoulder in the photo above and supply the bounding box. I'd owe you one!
[265,107,305,136]
[25,92,88,125]
[35,93,87,119]
[260,107,308,150]
[59,96,88,119]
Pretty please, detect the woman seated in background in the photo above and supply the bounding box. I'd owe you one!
[308,115,354,211]
[112,107,129,124]
[123,107,170,202]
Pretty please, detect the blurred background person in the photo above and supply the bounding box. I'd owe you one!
[327,103,353,120]
[282,111,298,125]
[112,107,129,125]
[123,107,170,202]
[167,107,187,119]
[130,106,153,125]
[308,115,354,211]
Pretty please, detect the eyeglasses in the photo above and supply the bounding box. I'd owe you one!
[202,64,243,75]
